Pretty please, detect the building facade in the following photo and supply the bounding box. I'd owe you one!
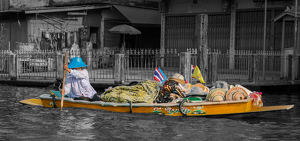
[158,0,296,53]
[0,0,161,52]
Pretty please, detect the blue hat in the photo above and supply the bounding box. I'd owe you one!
[68,57,87,68]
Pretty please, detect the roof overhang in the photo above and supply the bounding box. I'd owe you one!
[273,11,300,22]
[113,5,160,25]
[0,9,23,14]
[147,0,162,2]
[25,5,111,14]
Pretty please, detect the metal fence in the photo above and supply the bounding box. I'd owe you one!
[124,48,179,82]
[190,49,285,84]
[0,50,10,79]
[0,48,290,85]
[79,49,115,81]
[0,49,117,81]
[16,50,57,80]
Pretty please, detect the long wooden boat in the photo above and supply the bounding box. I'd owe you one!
[19,94,294,116]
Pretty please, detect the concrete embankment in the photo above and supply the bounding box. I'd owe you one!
[0,79,125,90]
[1,79,299,93]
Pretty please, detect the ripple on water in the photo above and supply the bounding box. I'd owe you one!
[0,85,300,140]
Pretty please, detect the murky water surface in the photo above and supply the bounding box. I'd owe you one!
[0,84,299,141]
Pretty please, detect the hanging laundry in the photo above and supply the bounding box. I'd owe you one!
[67,31,74,48]
[80,27,90,41]
[57,32,62,50]
[40,31,51,50]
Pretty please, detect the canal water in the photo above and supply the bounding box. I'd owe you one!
[0,84,299,141]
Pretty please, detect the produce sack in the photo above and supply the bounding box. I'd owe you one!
[101,80,160,103]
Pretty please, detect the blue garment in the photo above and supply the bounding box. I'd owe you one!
[64,69,96,99]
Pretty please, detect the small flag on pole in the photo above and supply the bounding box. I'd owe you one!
[154,67,167,83]
[192,65,206,83]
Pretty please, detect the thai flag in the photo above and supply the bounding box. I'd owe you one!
[191,65,195,78]
[154,67,167,83]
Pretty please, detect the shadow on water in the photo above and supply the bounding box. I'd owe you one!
[1,84,300,140]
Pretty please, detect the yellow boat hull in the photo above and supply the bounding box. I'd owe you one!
[19,94,294,116]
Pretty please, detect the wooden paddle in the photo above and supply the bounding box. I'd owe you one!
[61,52,68,111]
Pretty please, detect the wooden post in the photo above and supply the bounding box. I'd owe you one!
[86,42,93,67]
[249,55,254,82]
[288,55,293,81]
[86,50,92,68]
[252,55,258,84]
[262,0,268,79]
[211,53,218,84]
[297,18,300,79]
[100,16,105,49]
[9,53,17,80]
[56,53,64,80]
[155,53,161,67]
[180,52,191,83]
[280,21,286,78]
[292,0,299,80]
[270,10,275,72]
[160,13,166,67]
[196,14,208,83]
[229,3,236,69]
[270,10,275,51]
[114,53,124,84]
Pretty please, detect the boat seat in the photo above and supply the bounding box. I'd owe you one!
[50,90,68,98]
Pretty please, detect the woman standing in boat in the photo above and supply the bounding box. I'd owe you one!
[60,57,100,101]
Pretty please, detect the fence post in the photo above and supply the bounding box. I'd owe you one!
[280,54,285,78]
[180,52,191,83]
[288,55,293,81]
[86,50,92,67]
[248,55,253,82]
[114,53,124,84]
[9,53,17,80]
[155,53,160,67]
[160,13,165,68]
[56,53,64,80]
[251,55,257,84]
[160,49,164,67]
[211,53,218,84]
[196,14,208,83]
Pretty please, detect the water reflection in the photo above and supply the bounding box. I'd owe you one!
[0,84,300,140]
[57,111,96,140]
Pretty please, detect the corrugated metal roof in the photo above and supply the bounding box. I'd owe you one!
[113,5,160,25]
[24,5,111,14]
[273,11,300,21]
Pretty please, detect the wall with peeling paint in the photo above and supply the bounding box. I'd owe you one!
[0,0,9,11]
[10,0,50,8]
[50,0,158,9]
[9,0,158,9]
